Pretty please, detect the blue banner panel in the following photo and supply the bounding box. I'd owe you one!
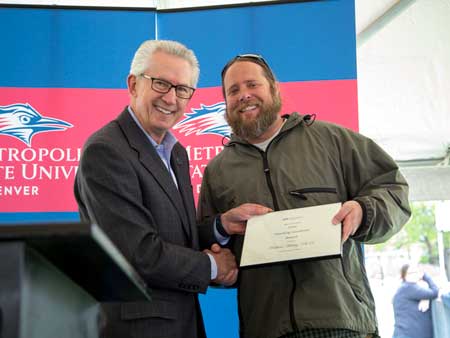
[157,0,356,88]
[0,8,156,88]
[199,288,239,338]
[0,212,79,224]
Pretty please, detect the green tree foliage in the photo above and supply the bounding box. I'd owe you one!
[403,203,437,264]
[372,202,450,264]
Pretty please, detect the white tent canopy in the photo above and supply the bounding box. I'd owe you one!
[356,0,450,162]
[356,0,450,201]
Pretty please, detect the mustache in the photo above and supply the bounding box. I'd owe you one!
[232,100,261,113]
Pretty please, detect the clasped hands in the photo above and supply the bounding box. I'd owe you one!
[203,203,272,286]
[203,243,238,286]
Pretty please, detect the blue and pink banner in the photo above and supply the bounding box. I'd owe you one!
[0,1,356,336]
[0,1,357,217]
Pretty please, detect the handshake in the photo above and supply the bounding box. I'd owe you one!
[202,203,273,286]
[204,243,238,286]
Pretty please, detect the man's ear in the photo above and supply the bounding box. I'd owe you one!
[274,81,281,96]
[127,74,137,96]
[223,99,231,121]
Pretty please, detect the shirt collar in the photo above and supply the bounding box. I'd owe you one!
[127,106,178,152]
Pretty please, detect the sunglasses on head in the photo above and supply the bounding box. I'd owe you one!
[221,54,272,79]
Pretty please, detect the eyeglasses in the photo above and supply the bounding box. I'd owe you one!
[140,74,195,99]
[221,54,273,80]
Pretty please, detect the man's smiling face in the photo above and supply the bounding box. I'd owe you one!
[128,51,194,143]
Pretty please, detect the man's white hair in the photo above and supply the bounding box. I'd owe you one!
[129,40,200,87]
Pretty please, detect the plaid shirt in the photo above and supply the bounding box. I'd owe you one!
[279,328,369,338]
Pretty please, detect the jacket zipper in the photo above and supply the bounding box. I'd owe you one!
[261,151,280,210]
[230,116,314,333]
[288,264,299,332]
[260,149,299,333]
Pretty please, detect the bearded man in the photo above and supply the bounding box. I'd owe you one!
[197,54,411,338]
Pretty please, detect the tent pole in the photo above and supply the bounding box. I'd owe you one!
[357,0,418,48]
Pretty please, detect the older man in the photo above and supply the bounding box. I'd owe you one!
[197,54,411,338]
[75,40,239,338]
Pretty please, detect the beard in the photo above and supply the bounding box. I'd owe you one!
[226,93,282,141]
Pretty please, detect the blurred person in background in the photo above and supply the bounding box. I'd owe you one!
[392,263,439,338]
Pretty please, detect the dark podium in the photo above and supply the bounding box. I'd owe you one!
[0,223,151,338]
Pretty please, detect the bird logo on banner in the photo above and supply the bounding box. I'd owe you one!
[174,102,231,138]
[0,103,73,147]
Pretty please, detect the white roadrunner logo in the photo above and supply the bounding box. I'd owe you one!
[0,103,72,147]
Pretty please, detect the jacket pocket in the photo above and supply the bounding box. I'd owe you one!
[121,300,177,320]
[289,187,338,201]
[339,258,364,303]
[339,241,370,305]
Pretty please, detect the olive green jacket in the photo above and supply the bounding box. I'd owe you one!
[197,113,411,338]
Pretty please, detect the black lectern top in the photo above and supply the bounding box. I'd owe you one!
[0,222,151,302]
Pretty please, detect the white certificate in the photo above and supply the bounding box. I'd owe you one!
[240,203,342,267]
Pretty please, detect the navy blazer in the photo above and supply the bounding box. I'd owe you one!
[75,108,209,338]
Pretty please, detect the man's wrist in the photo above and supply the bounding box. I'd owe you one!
[206,253,218,280]
[216,214,229,237]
